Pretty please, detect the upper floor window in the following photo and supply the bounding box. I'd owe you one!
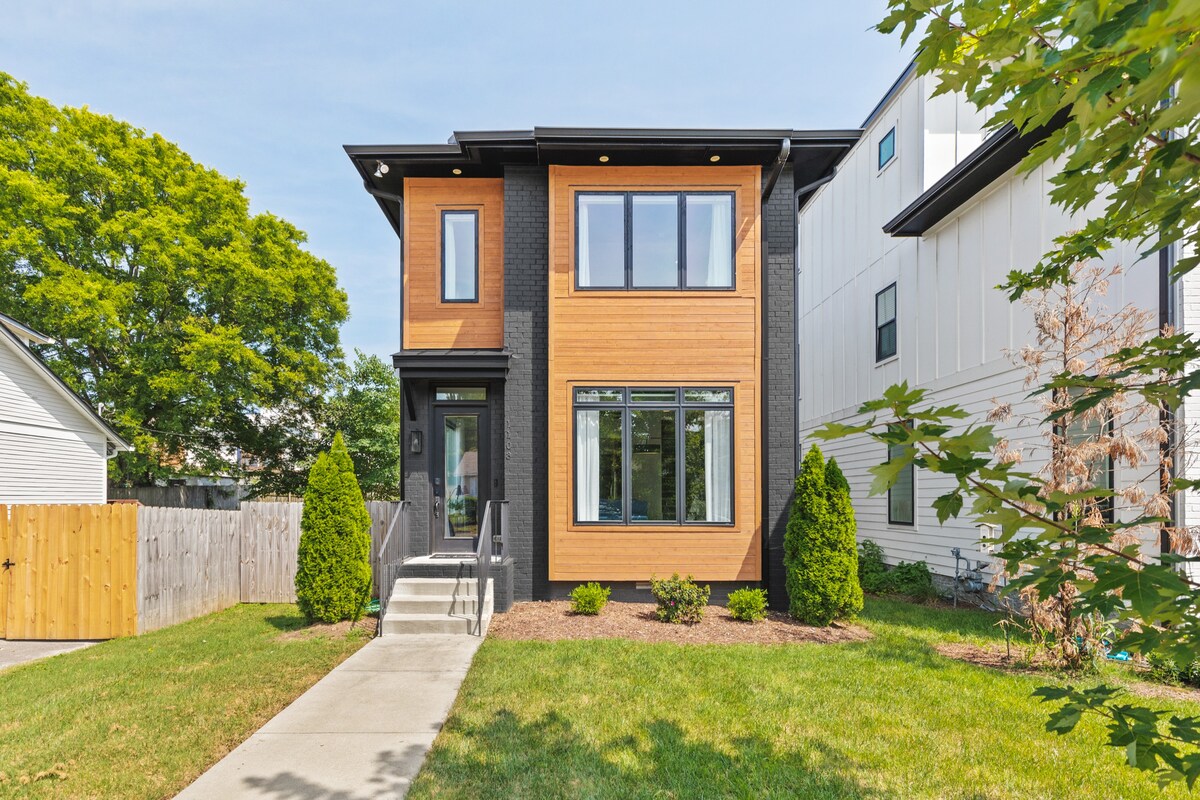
[876,283,897,361]
[878,127,896,170]
[442,210,478,302]
[576,192,734,290]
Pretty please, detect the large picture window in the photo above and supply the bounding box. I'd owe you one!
[575,387,733,525]
[576,192,734,290]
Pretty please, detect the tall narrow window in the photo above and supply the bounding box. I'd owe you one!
[574,387,733,525]
[576,194,626,288]
[685,194,734,288]
[441,210,478,302]
[876,283,897,361]
[1062,390,1115,523]
[632,195,679,288]
[576,408,624,522]
[878,127,896,170]
[888,440,915,526]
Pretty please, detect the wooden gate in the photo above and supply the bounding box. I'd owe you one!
[0,504,138,640]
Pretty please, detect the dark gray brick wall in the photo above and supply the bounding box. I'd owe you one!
[400,379,431,558]
[502,166,550,601]
[762,168,796,609]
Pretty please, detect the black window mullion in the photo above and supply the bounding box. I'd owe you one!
[623,406,632,524]
[677,194,685,290]
[628,194,638,291]
[675,404,685,524]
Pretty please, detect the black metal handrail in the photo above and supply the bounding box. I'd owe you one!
[475,499,509,636]
[376,500,411,637]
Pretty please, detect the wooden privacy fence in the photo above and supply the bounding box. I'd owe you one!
[1,501,403,640]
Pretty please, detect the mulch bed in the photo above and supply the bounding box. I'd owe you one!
[277,613,376,641]
[487,601,872,645]
[935,642,1200,703]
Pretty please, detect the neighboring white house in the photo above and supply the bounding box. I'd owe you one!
[796,65,1171,582]
[0,312,131,504]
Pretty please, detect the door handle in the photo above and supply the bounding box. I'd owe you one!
[433,497,441,519]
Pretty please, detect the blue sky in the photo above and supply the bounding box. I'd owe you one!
[2,1,913,361]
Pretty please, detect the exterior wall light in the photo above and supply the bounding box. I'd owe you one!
[374,161,389,178]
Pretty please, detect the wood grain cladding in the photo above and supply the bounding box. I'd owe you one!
[403,178,504,349]
[548,166,763,582]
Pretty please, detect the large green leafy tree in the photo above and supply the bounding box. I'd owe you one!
[322,350,401,500]
[0,72,347,484]
[816,1,1200,786]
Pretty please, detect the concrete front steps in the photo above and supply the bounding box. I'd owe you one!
[381,577,494,636]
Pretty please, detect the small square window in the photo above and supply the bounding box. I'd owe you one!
[878,127,896,170]
[876,283,897,362]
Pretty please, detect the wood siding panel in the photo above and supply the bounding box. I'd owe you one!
[547,165,762,582]
[403,178,504,349]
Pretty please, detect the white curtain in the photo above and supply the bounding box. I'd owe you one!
[704,410,732,522]
[706,197,732,287]
[443,216,458,297]
[577,200,591,286]
[576,410,600,521]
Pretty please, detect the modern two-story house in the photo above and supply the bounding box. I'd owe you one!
[347,128,859,608]
[349,66,1192,611]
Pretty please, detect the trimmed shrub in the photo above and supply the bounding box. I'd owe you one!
[858,539,940,601]
[570,582,611,615]
[727,588,768,622]
[295,432,373,623]
[784,446,863,625]
[650,573,710,624]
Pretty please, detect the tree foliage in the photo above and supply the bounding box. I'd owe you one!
[322,350,401,500]
[0,72,347,485]
[785,446,863,625]
[836,0,1200,785]
[295,433,373,623]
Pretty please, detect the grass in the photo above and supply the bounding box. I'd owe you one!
[410,597,1195,799]
[0,603,370,799]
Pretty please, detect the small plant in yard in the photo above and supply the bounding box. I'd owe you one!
[726,588,768,622]
[784,446,863,625]
[857,539,939,601]
[650,573,710,624]
[569,582,611,615]
[295,432,373,623]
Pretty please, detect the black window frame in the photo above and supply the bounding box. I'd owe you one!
[574,191,737,291]
[440,209,480,303]
[1055,388,1116,524]
[572,385,735,526]
[876,283,898,362]
[887,430,915,527]
[878,126,896,170]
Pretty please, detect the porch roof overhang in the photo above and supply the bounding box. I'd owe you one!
[346,126,862,238]
[392,349,511,380]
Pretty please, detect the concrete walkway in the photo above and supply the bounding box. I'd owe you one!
[176,634,482,800]
[0,639,97,670]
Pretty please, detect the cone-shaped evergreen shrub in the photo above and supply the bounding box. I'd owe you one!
[784,445,863,625]
[295,432,374,623]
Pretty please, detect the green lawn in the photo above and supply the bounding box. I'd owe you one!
[0,604,370,799]
[410,598,1191,799]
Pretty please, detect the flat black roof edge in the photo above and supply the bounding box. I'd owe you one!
[882,108,1071,237]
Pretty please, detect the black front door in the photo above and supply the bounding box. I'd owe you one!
[432,405,489,553]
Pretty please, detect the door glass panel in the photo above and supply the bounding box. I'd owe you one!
[443,414,480,537]
[631,409,677,521]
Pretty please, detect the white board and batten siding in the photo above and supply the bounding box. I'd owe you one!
[0,332,110,504]
[797,69,1163,578]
